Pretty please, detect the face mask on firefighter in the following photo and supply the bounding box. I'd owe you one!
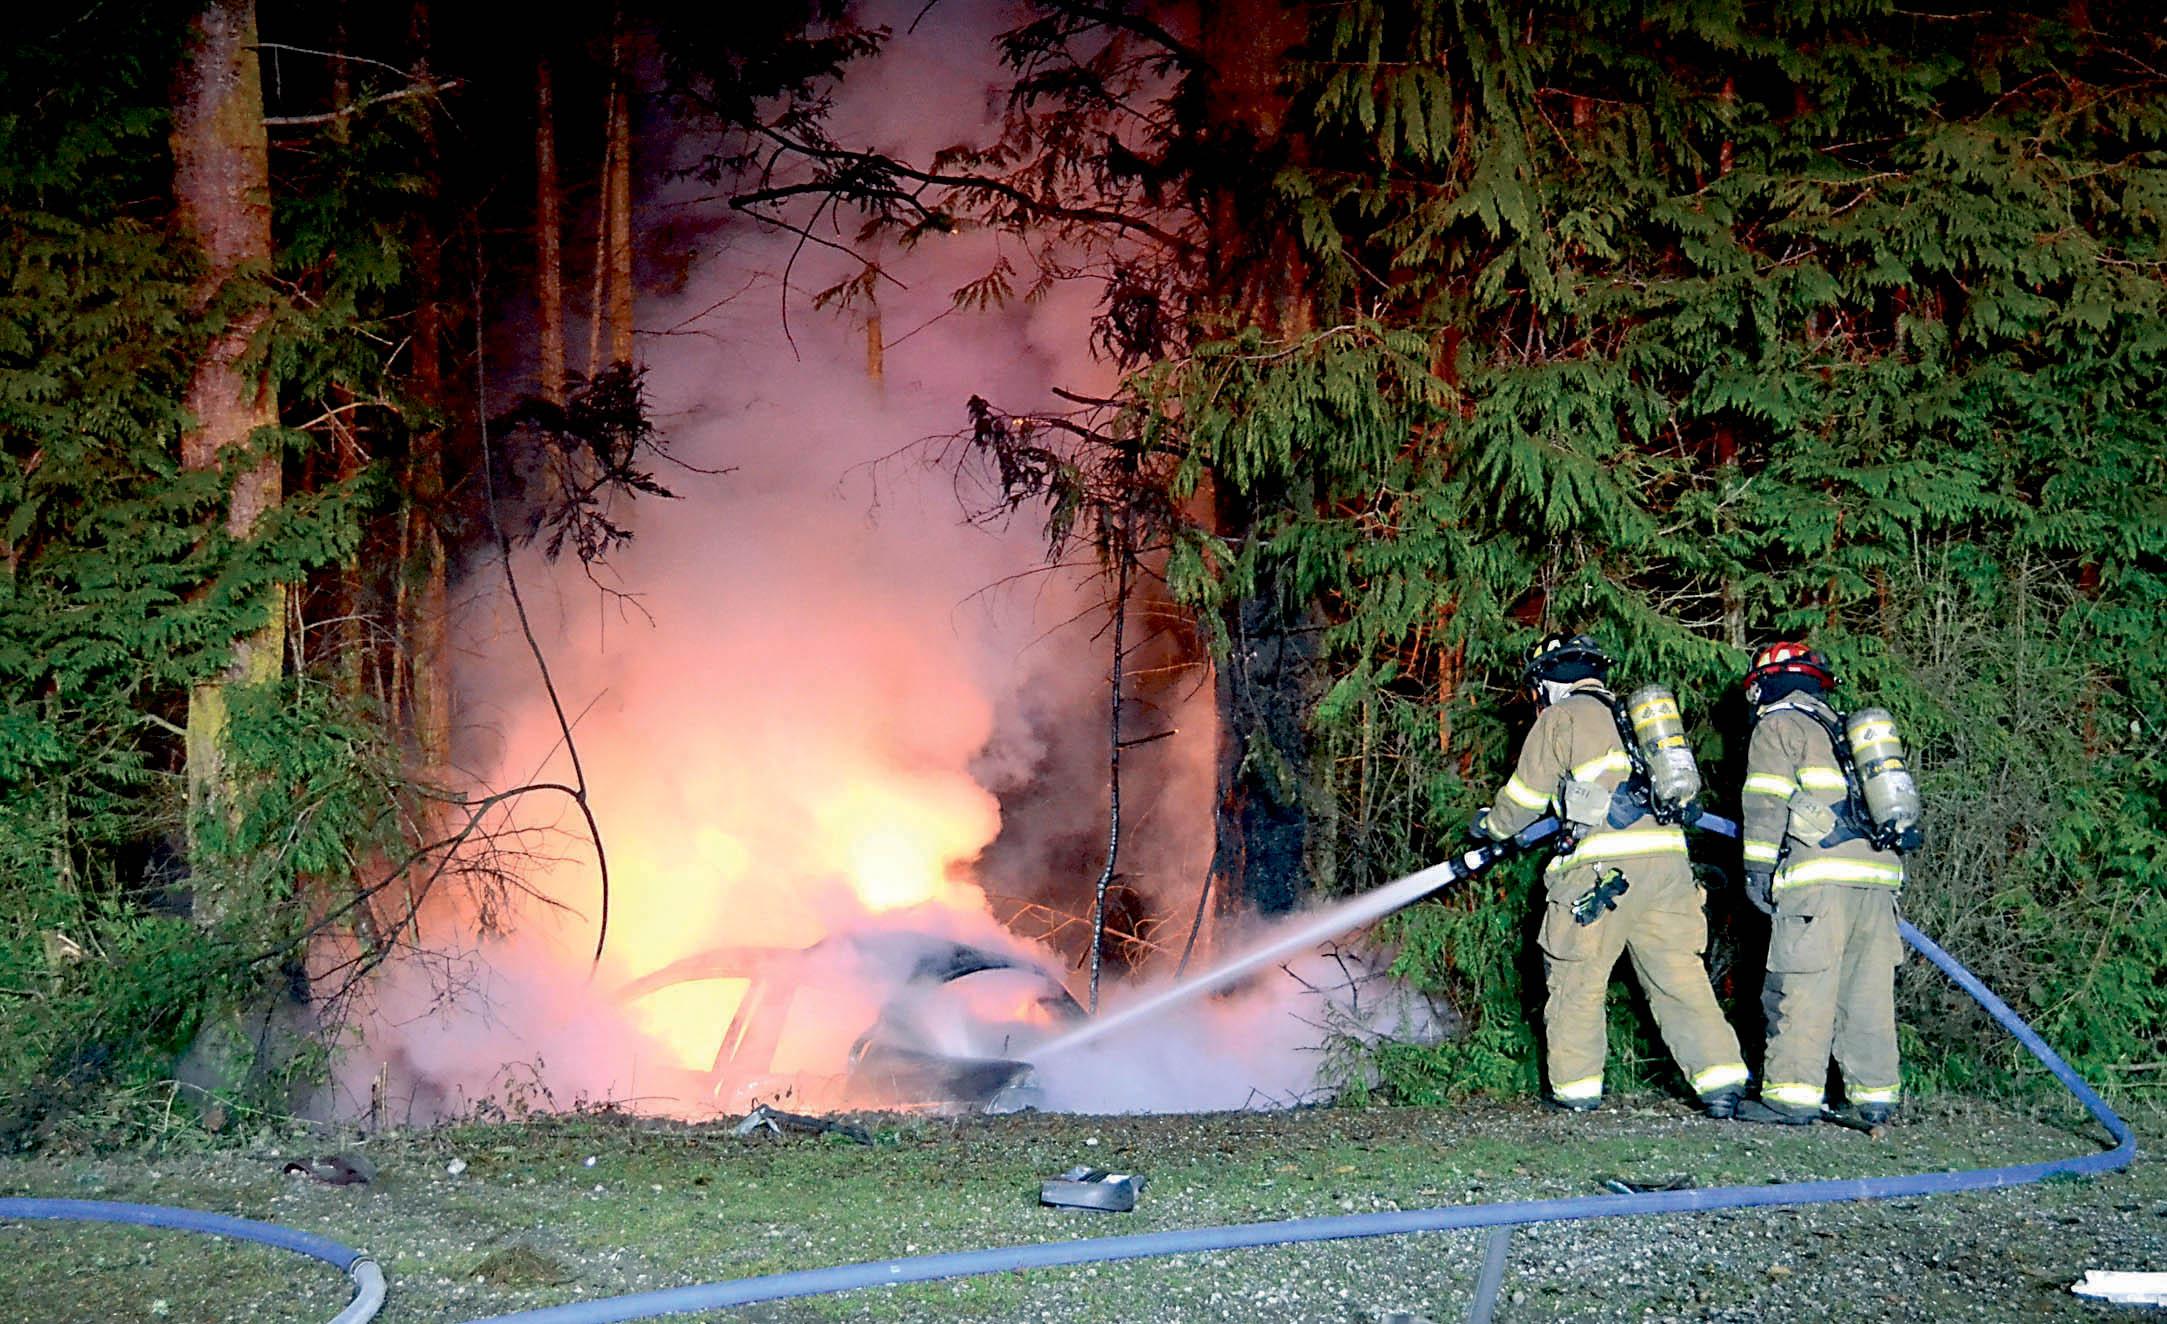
[1537,677,1585,709]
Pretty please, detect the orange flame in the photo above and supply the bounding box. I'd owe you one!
[847,824,944,911]
[590,778,1004,1085]
[626,979,749,1069]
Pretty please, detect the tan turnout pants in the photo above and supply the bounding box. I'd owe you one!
[1759,883,1902,1114]
[1538,853,1746,1104]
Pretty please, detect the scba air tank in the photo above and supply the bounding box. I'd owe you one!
[1844,707,1923,843]
[1626,685,1702,817]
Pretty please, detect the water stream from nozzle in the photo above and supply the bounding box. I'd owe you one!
[1022,849,1499,1063]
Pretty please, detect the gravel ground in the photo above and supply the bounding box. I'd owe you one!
[1,1092,2160,1324]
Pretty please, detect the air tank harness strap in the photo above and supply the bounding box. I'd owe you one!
[1762,699,1877,846]
[1595,691,1657,817]
[1595,786,1647,831]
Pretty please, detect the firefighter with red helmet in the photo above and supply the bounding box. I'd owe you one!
[1480,634,1748,1117]
[1736,641,1913,1125]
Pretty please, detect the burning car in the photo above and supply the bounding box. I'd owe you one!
[615,930,1087,1114]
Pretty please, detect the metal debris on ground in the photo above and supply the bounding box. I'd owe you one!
[2073,1270,2167,1305]
[730,1103,872,1145]
[1596,1173,1697,1195]
[280,1154,376,1185]
[1040,1166,1146,1212]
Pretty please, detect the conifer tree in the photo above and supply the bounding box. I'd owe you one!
[399,0,452,780]
[536,57,568,407]
[171,0,283,896]
[705,0,2167,1078]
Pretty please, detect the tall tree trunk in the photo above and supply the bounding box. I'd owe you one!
[604,15,635,369]
[1208,503,1328,919]
[404,260,451,780]
[328,9,370,698]
[1197,0,1312,336]
[1197,0,1324,922]
[172,0,281,905]
[402,0,451,780]
[1087,533,1130,1012]
[1716,423,1745,649]
[536,57,566,407]
[585,100,611,380]
[863,239,884,388]
[864,298,884,388]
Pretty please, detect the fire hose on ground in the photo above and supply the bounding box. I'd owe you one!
[0,1196,386,1324]
[0,817,2138,1324]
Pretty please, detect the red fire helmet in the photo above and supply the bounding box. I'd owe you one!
[1743,640,1836,701]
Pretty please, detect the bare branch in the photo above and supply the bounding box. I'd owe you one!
[472,249,613,968]
[287,397,396,433]
[251,42,411,79]
[264,79,462,126]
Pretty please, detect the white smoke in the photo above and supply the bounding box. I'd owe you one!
[331,0,1426,1123]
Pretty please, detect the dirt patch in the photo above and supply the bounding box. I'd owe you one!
[0,1094,2159,1323]
[469,1245,577,1287]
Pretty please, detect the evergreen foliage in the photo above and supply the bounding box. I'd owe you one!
[742,0,2164,1093]
[0,2,608,1131]
[0,3,413,1132]
[1140,0,2167,1095]
[4,0,2163,1128]
[0,2,803,1136]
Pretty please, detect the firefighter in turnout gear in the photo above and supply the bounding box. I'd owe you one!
[1737,642,1909,1126]
[1481,635,1748,1117]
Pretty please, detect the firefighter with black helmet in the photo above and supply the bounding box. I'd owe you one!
[1479,634,1748,1117]
[1736,641,1914,1126]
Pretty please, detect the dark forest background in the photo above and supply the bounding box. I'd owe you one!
[2,0,2162,1141]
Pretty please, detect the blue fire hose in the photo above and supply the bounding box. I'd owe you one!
[0,1197,385,1324]
[455,916,2135,1324]
[0,900,2135,1324]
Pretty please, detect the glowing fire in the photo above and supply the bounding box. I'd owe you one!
[629,979,749,1069]
[580,771,1013,1097]
[847,824,944,911]
[341,28,1117,1115]
[819,779,996,915]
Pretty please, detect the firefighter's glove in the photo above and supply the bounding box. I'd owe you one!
[1744,869,1775,916]
[1674,798,1705,828]
[1465,810,1495,845]
[1571,870,1630,926]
